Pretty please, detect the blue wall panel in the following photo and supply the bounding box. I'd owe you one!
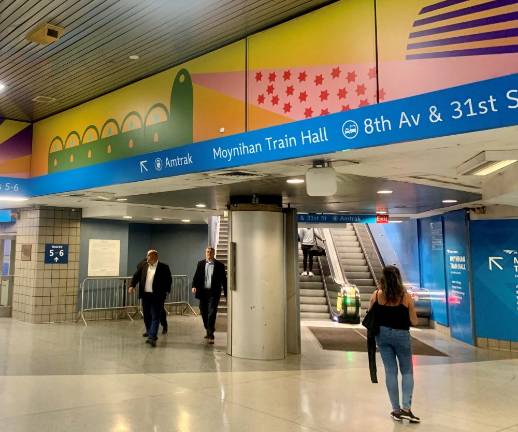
[471,220,518,342]
[418,216,448,326]
[443,210,474,344]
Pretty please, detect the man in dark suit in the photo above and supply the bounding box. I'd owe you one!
[136,257,169,334]
[191,246,227,344]
[129,249,172,347]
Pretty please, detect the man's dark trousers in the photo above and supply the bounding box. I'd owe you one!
[142,293,164,340]
[199,289,220,337]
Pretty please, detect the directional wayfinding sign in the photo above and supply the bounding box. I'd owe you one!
[471,220,518,342]
[44,244,69,264]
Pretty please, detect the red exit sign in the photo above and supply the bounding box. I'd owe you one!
[376,214,389,224]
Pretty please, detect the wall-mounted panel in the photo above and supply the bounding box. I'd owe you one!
[377,0,518,101]
[247,0,377,131]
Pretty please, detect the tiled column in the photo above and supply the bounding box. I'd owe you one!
[12,208,81,323]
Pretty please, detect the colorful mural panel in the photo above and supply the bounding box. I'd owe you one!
[0,119,32,178]
[377,0,518,100]
[247,0,378,130]
[32,41,246,176]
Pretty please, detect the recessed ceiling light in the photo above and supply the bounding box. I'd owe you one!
[0,196,28,202]
[152,217,162,221]
[377,190,393,194]
[195,203,206,208]
[389,220,403,224]
[0,82,5,92]
[287,178,304,184]
[123,215,133,219]
[442,199,458,204]
[338,210,350,213]
[96,195,111,201]
[116,198,128,202]
[129,55,139,60]
[376,210,388,215]
[181,219,191,223]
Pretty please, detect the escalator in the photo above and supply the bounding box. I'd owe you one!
[298,250,329,320]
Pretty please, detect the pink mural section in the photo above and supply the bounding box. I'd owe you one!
[191,72,246,101]
[248,64,380,120]
[381,53,518,100]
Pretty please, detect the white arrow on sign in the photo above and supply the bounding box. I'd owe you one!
[488,256,503,271]
[139,160,148,173]
[54,257,59,262]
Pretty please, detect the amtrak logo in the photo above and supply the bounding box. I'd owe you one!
[503,249,518,255]
[154,158,163,171]
[342,120,359,140]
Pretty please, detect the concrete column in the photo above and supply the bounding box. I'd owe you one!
[12,207,81,323]
[229,209,286,360]
[285,208,301,355]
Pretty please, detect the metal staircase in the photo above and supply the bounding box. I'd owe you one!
[215,216,228,315]
[330,224,376,316]
[298,250,329,320]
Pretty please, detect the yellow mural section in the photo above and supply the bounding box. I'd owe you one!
[32,41,246,176]
[248,0,376,68]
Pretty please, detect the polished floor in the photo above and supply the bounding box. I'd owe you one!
[0,315,517,432]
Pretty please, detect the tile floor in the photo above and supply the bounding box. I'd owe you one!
[0,315,517,431]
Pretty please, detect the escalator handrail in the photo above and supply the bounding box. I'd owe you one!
[317,256,337,320]
[353,223,381,287]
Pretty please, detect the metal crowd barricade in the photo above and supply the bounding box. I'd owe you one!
[77,276,138,326]
[164,275,197,316]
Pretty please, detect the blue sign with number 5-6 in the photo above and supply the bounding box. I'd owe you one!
[44,244,68,264]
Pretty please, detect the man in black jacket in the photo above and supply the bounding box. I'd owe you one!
[191,247,227,344]
[129,250,172,347]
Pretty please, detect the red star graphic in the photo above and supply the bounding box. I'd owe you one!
[271,95,279,105]
[255,72,262,82]
[298,91,308,102]
[286,85,294,96]
[359,99,369,107]
[341,105,351,111]
[283,102,292,113]
[266,84,274,95]
[347,71,357,83]
[379,88,386,101]
[337,87,347,100]
[257,94,265,104]
[268,72,277,82]
[320,108,329,116]
[356,84,366,96]
[368,67,377,79]
[283,70,291,81]
[331,67,341,79]
[298,71,307,82]
[304,107,313,118]
[314,74,324,86]
[319,90,329,101]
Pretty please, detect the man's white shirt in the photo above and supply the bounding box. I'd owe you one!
[144,262,157,293]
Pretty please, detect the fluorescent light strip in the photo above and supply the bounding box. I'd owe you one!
[0,196,28,202]
[473,160,517,176]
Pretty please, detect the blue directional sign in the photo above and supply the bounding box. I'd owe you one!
[2,73,518,198]
[298,213,377,224]
[44,244,69,264]
[471,220,518,342]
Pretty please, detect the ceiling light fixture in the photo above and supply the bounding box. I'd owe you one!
[377,190,393,194]
[376,210,388,215]
[116,198,128,202]
[195,203,206,208]
[152,217,162,221]
[338,210,350,213]
[0,196,28,202]
[442,199,458,204]
[457,150,518,176]
[0,82,7,91]
[287,178,304,184]
[129,55,139,60]
[122,215,133,219]
[96,195,111,201]
[181,219,191,223]
[389,220,403,224]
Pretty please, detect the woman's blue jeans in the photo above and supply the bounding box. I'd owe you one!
[375,326,414,411]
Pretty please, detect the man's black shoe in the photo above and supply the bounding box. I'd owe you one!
[142,332,149,337]
[148,338,157,347]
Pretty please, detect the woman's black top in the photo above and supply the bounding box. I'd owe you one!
[376,295,411,330]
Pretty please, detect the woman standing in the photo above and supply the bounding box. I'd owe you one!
[369,265,420,423]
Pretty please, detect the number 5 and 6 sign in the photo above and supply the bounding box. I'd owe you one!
[44,244,69,264]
